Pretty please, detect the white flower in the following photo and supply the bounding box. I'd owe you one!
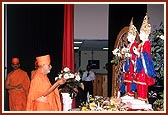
[121,47,126,54]
[58,74,63,78]
[157,35,164,40]
[69,73,75,78]
[63,73,69,79]
[75,74,81,81]
[63,67,70,72]
[160,35,164,40]
[55,77,59,81]
[112,48,120,56]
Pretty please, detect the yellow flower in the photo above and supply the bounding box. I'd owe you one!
[81,107,89,111]
[90,98,95,101]
[89,102,96,108]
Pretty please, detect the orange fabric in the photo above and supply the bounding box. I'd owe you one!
[34,61,38,67]
[11,58,20,64]
[26,69,62,111]
[36,55,50,66]
[7,69,30,111]
[31,70,36,80]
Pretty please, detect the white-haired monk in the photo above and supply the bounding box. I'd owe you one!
[26,54,66,111]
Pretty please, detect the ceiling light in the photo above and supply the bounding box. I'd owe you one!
[103,47,108,50]
[74,41,82,44]
[74,47,79,49]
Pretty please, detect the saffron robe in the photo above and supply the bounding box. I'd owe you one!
[6,68,30,111]
[30,70,36,80]
[26,69,62,111]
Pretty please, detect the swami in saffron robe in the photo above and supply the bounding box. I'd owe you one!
[26,69,62,111]
[6,68,30,111]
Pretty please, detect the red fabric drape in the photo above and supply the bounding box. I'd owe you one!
[62,4,75,109]
[62,4,74,72]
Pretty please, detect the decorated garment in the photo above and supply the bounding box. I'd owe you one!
[7,68,30,111]
[124,41,138,82]
[26,69,62,111]
[134,40,156,85]
[121,41,138,95]
[134,40,156,100]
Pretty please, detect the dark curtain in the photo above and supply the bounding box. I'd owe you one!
[108,4,147,97]
[5,4,64,111]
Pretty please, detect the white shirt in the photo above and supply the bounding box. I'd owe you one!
[82,71,95,81]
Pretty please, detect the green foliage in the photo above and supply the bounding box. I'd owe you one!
[111,56,120,64]
[153,92,164,111]
[150,22,164,111]
[151,22,164,80]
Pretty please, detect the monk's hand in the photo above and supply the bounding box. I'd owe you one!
[57,78,67,85]
[15,84,22,90]
[73,87,78,93]
[79,83,84,90]
[36,96,47,103]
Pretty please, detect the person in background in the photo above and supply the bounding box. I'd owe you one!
[82,64,95,102]
[105,63,110,72]
[75,70,85,107]
[5,57,30,111]
[26,54,66,111]
[133,14,156,102]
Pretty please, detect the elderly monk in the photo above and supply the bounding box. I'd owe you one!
[26,55,66,111]
[5,57,30,111]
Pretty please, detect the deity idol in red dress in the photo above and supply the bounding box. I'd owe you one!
[133,14,156,102]
[121,18,138,98]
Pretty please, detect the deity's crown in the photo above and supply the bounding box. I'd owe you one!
[128,17,137,36]
[140,14,151,35]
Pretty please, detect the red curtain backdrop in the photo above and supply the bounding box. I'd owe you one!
[62,4,74,72]
[62,5,75,109]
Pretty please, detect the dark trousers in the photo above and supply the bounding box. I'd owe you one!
[75,88,84,108]
[83,81,93,102]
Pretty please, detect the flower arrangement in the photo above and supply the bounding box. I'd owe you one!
[121,47,130,62]
[111,47,130,64]
[79,96,123,111]
[57,67,82,98]
[111,48,121,64]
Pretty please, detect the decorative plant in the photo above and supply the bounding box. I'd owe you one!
[150,22,164,84]
[153,92,164,111]
[56,67,82,98]
[111,48,121,64]
[150,22,164,111]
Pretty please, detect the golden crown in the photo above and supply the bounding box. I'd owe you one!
[140,14,151,35]
[128,17,137,36]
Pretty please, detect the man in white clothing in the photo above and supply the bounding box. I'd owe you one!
[82,64,95,102]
